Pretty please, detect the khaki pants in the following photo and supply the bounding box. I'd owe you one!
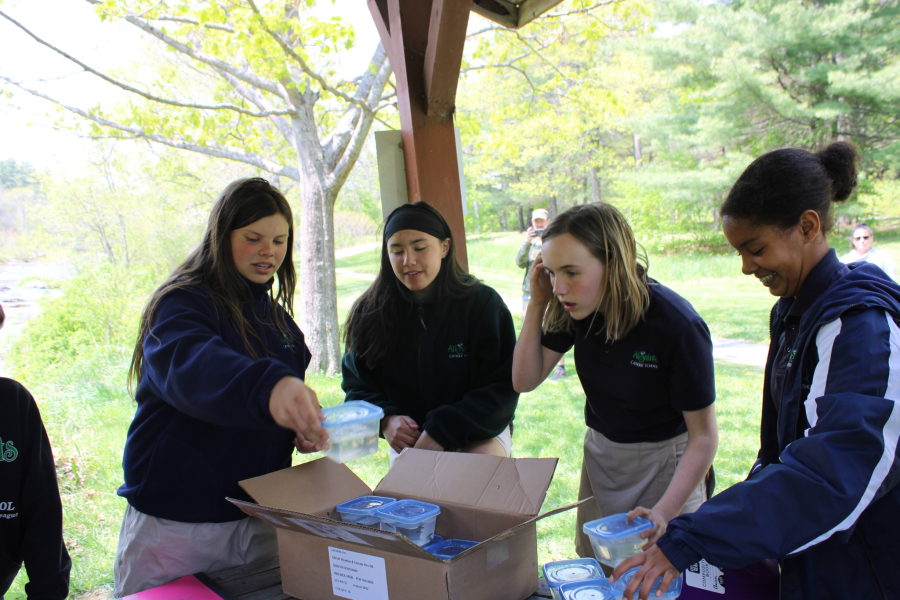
[113,504,277,597]
[388,425,513,465]
[574,428,708,560]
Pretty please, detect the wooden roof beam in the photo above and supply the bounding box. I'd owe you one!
[424,0,473,117]
[471,0,566,28]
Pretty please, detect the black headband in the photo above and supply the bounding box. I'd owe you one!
[384,205,449,243]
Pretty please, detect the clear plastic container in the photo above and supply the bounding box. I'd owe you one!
[374,499,441,546]
[612,568,683,600]
[321,401,384,463]
[582,514,653,568]
[558,577,615,600]
[423,538,478,560]
[335,495,396,527]
[543,558,606,600]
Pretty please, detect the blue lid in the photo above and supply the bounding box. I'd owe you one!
[558,578,614,600]
[543,558,605,588]
[322,401,384,427]
[582,513,653,541]
[336,496,396,515]
[423,538,478,560]
[374,499,441,523]
[613,568,683,599]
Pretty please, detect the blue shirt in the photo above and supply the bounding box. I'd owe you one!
[541,280,715,443]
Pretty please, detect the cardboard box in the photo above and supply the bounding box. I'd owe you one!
[229,449,583,600]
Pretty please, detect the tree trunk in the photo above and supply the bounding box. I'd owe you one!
[499,211,509,231]
[589,167,601,204]
[295,108,341,375]
[517,205,525,232]
[549,195,558,219]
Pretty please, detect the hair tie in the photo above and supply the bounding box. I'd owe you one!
[384,205,449,242]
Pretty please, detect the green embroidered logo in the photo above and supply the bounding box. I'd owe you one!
[630,351,659,369]
[279,334,295,348]
[448,343,468,358]
[1,438,17,462]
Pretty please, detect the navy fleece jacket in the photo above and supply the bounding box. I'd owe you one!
[341,282,518,450]
[657,251,900,599]
[0,379,70,599]
[118,279,311,523]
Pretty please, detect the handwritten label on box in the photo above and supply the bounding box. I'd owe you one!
[329,547,389,600]
[686,559,725,594]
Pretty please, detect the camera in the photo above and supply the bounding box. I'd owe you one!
[533,229,544,236]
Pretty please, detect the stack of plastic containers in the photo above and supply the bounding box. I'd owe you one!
[335,495,396,527]
[582,514,654,569]
[423,538,478,560]
[543,558,606,600]
[374,499,442,546]
[321,401,384,463]
[611,568,683,600]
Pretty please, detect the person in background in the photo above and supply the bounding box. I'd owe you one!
[839,223,897,281]
[512,203,717,566]
[0,302,71,600]
[516,207,566,378]
[342,201,518,464]
[114,178,327,595]
[613,142,900,600]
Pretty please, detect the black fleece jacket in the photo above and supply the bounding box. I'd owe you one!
[341,282,518,450]
[0,379,70,599]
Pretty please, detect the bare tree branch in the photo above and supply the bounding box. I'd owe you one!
[0,9,295,118]
[155,15,234,32]
[243,0,377,114]
[0,76,299,180]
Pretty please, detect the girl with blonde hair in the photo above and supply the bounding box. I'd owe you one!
[512,203,718,560]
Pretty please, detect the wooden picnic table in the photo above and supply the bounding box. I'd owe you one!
[207,556,553,599]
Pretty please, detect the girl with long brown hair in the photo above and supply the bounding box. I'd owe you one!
[512,203,718,564]
[114,178,327,595]
[342,201,518,462]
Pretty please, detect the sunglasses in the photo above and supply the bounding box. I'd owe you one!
[853,235,871,241]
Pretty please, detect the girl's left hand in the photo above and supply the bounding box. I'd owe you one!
[293,434,319,454]
[413,431,445,452]
[628,506,671,549]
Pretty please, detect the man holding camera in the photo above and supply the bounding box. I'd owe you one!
[515,208,566,378]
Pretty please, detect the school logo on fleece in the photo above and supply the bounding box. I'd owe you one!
[0,437,17,462]
[448,342,469,358]
[630,351,659,369]
[279,334,296,349]
[0,500,17,520]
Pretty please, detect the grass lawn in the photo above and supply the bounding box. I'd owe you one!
[6,232,769,598]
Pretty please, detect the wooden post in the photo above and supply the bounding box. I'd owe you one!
[369,0,473,270]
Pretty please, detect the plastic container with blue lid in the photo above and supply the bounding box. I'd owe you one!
[423,538,478,560]
[582,513,653,567]
[335,495,396,527]
[321,401,384,463]
[612,568,683,600]
[543,558,606,600]
[374,499,441,546]
[557,577,615,600]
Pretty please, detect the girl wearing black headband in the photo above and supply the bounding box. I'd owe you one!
[341,202,519,461]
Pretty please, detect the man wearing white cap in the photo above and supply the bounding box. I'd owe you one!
[516,208,566,378]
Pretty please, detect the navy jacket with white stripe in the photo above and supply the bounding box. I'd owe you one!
[656,250,900,599]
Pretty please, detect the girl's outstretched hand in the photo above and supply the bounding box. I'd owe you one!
[269,376,328,451]
[629,506,671,549]
[610,545,680,600]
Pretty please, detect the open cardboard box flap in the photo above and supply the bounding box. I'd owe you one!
[238,456,370,516]
[375,449,558,516]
